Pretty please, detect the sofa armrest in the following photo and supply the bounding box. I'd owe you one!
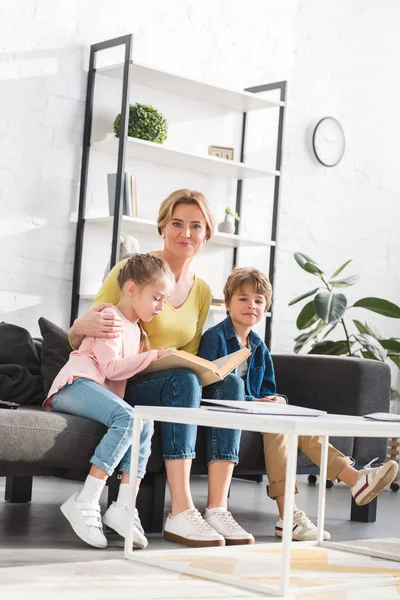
[272,354,390,415]
[272,354,391,464]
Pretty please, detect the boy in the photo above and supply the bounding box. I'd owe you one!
[198,267,398,541]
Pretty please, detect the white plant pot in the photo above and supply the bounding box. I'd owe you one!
[217,215,235,234]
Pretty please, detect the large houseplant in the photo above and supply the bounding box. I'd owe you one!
[289,252,400,400]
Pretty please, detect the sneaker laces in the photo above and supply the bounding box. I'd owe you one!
[77,499,103,528]
[187,509,216,533]
[358,457,379,477]
[213,510,245,533]
[293,511,315,530]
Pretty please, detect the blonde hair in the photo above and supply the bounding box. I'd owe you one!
[223,267,273,311]
[117,253,173,351]
[157,189,215,241]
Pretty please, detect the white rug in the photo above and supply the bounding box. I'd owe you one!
[1,541,400,600]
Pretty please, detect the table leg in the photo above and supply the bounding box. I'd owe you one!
[279,432,298,597]
[124,414,143,559]
[317,435,329,543]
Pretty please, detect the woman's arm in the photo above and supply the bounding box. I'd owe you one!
[69,304,121,350]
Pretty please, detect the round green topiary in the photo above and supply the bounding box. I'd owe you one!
[113,103,168,144]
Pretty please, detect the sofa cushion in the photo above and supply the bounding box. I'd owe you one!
[38,317,71,395]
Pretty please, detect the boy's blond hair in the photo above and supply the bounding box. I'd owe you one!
[223,267,272,311]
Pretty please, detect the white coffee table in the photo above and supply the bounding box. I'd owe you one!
[124,406,400,597]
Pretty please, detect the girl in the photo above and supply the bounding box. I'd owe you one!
[44,254,173,549]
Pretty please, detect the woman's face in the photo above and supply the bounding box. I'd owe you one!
[162,203,208,259]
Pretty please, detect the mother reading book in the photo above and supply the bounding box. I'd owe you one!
[69,189,254,548]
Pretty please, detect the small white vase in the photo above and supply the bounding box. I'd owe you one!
[217,215,235,234]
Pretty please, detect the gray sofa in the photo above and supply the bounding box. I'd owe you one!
[0,345,391,534]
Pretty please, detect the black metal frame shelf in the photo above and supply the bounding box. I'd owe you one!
[70,34,287,347]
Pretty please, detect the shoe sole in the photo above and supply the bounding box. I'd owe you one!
[60,501,107,549]
[355,462,399,506]
[163,530,225,547]
[274,532,331,542]
[102,514,147,549]
[225,537,255,546]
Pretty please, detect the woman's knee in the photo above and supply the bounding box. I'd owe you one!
[166,368,202,408]
[223,373,245,398]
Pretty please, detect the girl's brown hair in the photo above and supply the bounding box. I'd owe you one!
[117,253,172,352]
[157,189,215,241]
[223,267,273,311]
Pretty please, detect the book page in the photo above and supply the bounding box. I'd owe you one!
[212,347,250,377]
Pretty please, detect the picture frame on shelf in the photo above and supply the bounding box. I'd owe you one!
[208,145,235,161]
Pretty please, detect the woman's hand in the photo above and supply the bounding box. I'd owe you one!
[157,349,176,359]
[253,396,286,404]
[70,304,122,348]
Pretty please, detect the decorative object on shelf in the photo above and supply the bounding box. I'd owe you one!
[217,206,240,234]
[208,145,234,160]
[102,235,140,281]
[290,251,400,400]
[114,103,168,144]
[312,117,345,167]
[107,172,137,217]
[211,296,225,306]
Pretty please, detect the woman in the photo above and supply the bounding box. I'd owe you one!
[69,189,253,547]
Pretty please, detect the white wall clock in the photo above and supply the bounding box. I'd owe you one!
[312,117,345,167]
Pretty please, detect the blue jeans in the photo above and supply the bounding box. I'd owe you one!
[125,368,245,465]
[51,378,152,478]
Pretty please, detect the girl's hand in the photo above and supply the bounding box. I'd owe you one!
[74,304,122,339]
[254,396,286,404]
[157,348,176,359]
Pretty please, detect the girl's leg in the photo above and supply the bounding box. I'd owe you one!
[203,374,254,544]
[52,378,139,548]
[125,368,223,546]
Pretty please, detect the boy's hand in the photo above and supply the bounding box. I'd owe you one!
[254,396,286,404]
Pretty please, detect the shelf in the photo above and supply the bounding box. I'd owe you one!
[92,137,279,180]
[84,216,276,248]
[97,62,284,112]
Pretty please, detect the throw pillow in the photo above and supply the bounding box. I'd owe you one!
[38,317,71,395]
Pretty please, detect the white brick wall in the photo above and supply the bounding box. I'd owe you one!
[0,0,399,395]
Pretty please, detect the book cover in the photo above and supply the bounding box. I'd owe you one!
[201,399,326,417]
[139,347,250,387]
[107,173,132,216]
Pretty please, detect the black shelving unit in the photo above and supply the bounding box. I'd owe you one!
[70,34,287,349]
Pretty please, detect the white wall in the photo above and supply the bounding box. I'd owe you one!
[0,0,399,389]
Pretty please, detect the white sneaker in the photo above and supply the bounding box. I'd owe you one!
[275,510,331,542]
[163,508,225,547]
[60,492,107,549]
[204,507,254,545]
[351,458,398,506]
[103,502,148,549]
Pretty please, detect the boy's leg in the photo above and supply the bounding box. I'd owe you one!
[298,435,351,482]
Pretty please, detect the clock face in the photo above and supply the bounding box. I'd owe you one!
[312,117,345,167]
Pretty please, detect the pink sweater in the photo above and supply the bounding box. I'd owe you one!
[44,307,157,410]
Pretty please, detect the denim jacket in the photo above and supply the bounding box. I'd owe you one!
[198,315,282,402]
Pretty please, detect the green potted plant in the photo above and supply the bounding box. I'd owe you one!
[113,103,168,144]
[217,206,240,234]
[289,252,400,400]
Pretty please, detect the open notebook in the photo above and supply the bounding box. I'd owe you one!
[201,399,326,417]
[140,347,250,387]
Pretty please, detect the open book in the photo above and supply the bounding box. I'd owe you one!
[201,399,326,417]
[139,347,250,387]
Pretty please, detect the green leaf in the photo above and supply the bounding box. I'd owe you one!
[308,340,350,355]
[330,259,352,279]
[354,334,387,361]
[380,339,400,353]
[314,290,347,324]
[391,388,400,401]
[389,355,400,369]
[353,320,374,336]
[293,320,326,353]
[361,350,379,361]
[329,274,359,288]
[289,288,320,306]
[294,252,324,275]
[296,301,319,330]
[353,297,400,318]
